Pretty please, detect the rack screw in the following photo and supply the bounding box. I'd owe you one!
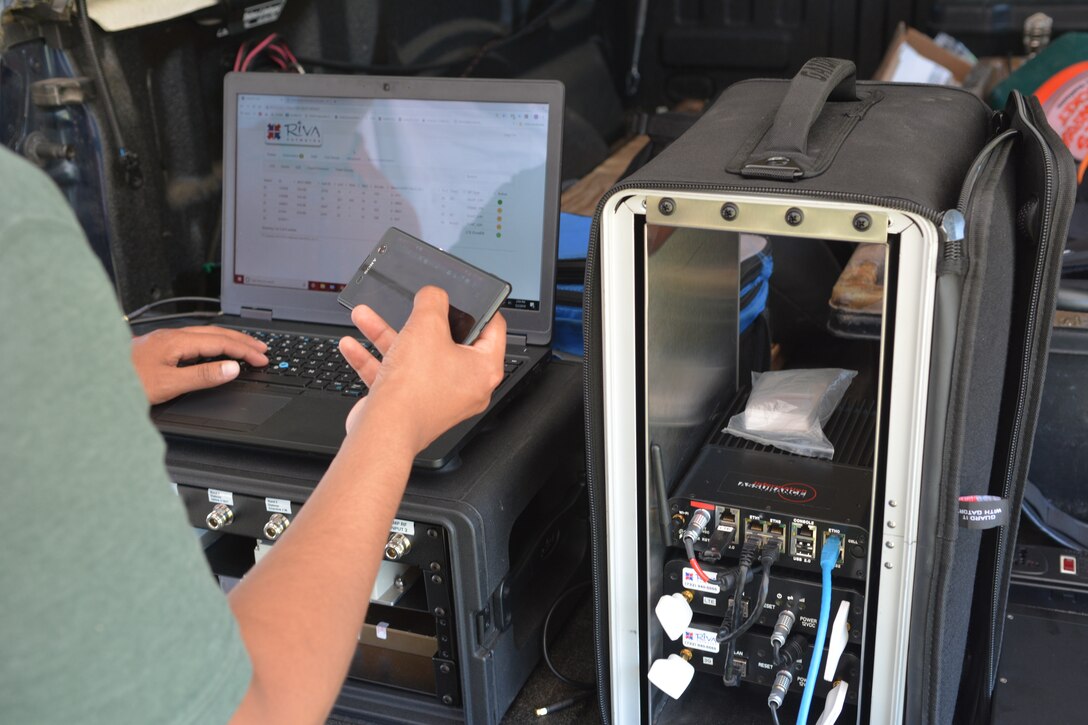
[853,213,872,231]
[785,208,804,226]
[434,607,446,617]
[658,198,676,215]
[720,202,739,221]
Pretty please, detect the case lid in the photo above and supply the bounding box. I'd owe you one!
[624,58,993,217]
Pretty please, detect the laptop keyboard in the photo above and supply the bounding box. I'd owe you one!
[235,329,373,397]
[230,328,525,397]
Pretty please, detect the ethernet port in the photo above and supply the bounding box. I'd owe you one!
[822,530,847,566]
[745,515,765,543]
[790,521,817,560]
[726,596,750,620]
[732,656,748,679]
[716,506,740,529]
[766,521,786,549]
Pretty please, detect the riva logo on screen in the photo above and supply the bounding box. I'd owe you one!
[265,121,322,146]
[736,480,818,503]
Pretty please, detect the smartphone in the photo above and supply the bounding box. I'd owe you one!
[337,227,511,345]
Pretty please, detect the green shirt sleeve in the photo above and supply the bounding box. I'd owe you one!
[0,148,252,723]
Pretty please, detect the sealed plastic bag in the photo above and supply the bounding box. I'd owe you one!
[724,368,857,459]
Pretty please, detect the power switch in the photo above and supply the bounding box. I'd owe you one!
[1060,555,1077,575]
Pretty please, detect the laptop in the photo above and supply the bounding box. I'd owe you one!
[152,72,564,469]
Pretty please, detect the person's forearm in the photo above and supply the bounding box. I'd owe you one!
[227,410,415,725]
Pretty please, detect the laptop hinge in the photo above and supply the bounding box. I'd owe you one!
[506,333,527,347]
[240,306,274,321]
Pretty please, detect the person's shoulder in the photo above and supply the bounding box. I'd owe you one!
[0,146,81,232]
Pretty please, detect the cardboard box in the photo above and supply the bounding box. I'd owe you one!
[874,23,974,85]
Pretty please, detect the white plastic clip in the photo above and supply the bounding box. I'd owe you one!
[376,621,389,640]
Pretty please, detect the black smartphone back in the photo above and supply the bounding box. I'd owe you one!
[338,227,511,345]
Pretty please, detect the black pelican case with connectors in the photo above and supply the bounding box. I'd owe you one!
[164,359,587,725]
[583,58,1076,724]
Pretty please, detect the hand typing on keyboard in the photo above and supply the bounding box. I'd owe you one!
[130,326,269,405]
[337,285,507,455]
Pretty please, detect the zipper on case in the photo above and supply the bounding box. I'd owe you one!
[984,92,1060,692]
[935,129,1019,268]
[955,129,1019,216]
[583,200,611,725]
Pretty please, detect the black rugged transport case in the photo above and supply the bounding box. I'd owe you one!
[166,360,587,725]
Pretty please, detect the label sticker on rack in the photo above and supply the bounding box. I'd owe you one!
[958,496,1009,529]
[265,498,291,514]
[682,567,721,594]
[208,489,234,506]
[391,519,415,536]
[682,628,720,654]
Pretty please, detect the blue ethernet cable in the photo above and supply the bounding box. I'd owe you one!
[796,534,842,725]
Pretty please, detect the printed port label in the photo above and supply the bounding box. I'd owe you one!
[683,567,721,594]
[703,596,717,607]
[208,489,234,506]
[682,627,720,653]
[243,0,285,29]
[265,498,292,514]
[702,656,714,666]
[391,518,416,535]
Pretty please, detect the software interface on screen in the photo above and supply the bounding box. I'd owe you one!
[234,94,550,310]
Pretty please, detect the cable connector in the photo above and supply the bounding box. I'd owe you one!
[704,522,736,563]
[821,534,843,570]
[798,535,842,725]
[761,538,782,566]
[776,634,808,670]
[714,565,755,593]
[682,509,714,582]
[534,691,592,717]
[682,508,712,544]
[738,537,760,568]
[770,609,797,656]
[768,635,808,722]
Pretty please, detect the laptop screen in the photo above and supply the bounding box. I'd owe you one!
[221,75,563,343]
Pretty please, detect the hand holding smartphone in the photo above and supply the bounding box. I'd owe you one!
[337,227,511,345]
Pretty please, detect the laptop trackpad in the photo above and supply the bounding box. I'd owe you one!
[158,388,295,431]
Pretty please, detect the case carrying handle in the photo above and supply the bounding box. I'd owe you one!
[742,58,860,180]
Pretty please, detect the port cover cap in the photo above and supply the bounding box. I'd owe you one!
[648,655,696,700]
[655,593,694,640]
